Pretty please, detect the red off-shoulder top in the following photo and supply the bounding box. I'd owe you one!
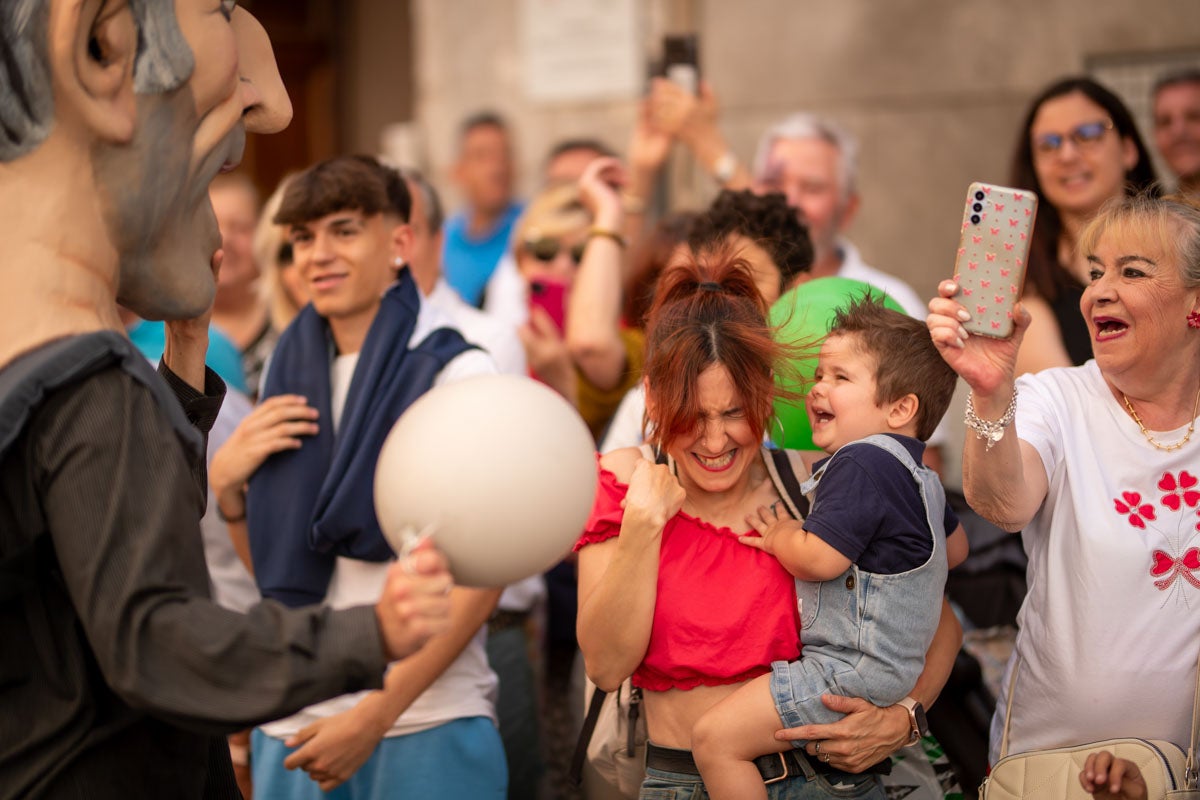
[575,460,802,691]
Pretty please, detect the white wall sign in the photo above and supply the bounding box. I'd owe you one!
[521,0,642,102]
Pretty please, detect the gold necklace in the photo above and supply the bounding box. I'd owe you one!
[1122,386,1200,452]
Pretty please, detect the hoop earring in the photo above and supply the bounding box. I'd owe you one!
[1189,311,1200,330]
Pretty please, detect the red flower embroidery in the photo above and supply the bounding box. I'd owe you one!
[1159,471,1200,511]
[1114,491,1156,529]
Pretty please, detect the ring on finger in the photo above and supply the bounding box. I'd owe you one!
[813,741,821,754]
[822,753,831,763]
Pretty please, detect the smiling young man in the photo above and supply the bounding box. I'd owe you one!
[0,4,454,797]
[243,155,508,798]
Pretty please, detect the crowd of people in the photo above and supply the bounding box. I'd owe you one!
[2,4,1200,800]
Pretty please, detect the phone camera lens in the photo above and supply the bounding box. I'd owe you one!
[970,214,981,225]
[974,191,985,201]
[972,203,983,212]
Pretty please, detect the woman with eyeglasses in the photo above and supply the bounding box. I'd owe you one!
[513,158,646,443]
[1009,76,1159,376]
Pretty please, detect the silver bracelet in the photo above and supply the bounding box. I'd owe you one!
[964,388,1018,451]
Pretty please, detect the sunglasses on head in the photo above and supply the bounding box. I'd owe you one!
[524,237,587,265]
[1033,119,1114,155]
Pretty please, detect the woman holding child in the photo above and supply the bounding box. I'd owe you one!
[576,254,966,799]
[928,194,1200,797]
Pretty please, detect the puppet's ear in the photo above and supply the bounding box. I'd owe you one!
[53,0,137,144]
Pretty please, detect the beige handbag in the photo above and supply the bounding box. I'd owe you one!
[981,656,1200,799]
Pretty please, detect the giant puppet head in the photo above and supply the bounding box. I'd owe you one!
[0,0,291,321]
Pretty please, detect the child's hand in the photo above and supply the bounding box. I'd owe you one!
[740,501,802,556]
[1079,751,1147,799]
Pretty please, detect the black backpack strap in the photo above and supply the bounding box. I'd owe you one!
[569,685,610,786]
[763,446,811,519]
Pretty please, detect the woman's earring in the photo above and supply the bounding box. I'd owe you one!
[1189,311,1200,330]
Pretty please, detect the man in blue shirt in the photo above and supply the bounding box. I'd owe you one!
[442,112,525,307]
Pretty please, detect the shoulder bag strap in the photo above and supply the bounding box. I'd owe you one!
[1187,649,1200,787]
[762,447,811,519]
[997,656,1021,760]
[569,684,610,786]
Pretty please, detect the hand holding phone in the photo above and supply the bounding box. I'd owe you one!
[528,278,569,334]
[952,182,1038,338]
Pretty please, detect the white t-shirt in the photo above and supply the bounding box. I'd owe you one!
[427,278,526,377]
[425,278,544,612]
[481,251,527,332]
[200,387,260,612]
[990,361,1200,762]
[261,299,500,740]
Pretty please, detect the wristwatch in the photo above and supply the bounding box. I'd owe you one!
[897,696,929,745]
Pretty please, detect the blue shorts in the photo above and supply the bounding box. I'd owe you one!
[770,657,906,747]
[251,716,507,800]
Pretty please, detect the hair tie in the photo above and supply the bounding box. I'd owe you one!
[698,281,721,292]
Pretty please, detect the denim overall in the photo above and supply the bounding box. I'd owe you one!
[770,434,948,743]
[639,436,947,800]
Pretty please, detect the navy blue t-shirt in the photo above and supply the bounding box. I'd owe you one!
[804,434,958,574]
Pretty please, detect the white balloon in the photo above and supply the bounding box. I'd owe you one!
[374,374,597,587]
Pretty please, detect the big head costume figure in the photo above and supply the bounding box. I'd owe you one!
[0,4,455,796]
[0,0,290,356]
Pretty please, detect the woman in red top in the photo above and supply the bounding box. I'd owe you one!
[575,254,963,797]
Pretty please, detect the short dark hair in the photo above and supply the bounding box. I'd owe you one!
[687,190,814,291]
[828,297,957,442]
[398,168,445,235]
[1154,67,1200,96]
[458,111,508,146]
[545,138,616,165]
[274,155,411,227]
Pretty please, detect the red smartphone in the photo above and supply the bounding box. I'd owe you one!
[528,278,568,333]
[952,182,1038,338]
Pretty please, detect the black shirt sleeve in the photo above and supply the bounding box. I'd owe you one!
[32,367,386,733]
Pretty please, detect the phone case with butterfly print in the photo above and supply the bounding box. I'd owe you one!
[953,182,1038,338]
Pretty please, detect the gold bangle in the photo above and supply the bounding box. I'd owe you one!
[588,227,627,249]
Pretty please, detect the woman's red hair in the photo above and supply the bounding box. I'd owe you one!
[643,251,787,449]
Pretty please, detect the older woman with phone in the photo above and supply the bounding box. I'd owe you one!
[578,254,964,799]
[929,193,1200,798]
[1009,76,1158,376]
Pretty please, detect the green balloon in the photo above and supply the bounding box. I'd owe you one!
[769,277,905,450]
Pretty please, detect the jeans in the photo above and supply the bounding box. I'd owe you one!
[639,762,884,799]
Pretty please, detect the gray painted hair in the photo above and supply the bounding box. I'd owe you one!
[751,112,859,203]
[0,0,194,162]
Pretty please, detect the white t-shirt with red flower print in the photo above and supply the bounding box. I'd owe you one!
[989,360,1200,763]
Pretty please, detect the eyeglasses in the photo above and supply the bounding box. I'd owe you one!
[1033,119,1115,156]
[524,237,587,265]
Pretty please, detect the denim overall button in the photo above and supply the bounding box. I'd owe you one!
[845,574,855,590]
